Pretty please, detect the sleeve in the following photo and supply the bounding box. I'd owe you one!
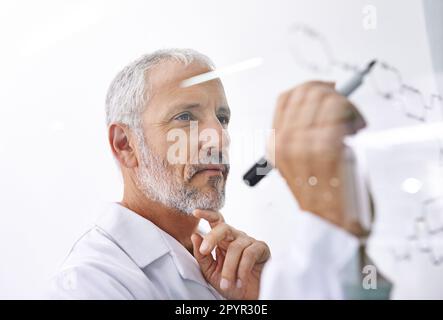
[259,210,360,299]
[46,265,137,300]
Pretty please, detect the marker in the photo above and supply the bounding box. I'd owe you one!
[243,59,377,187]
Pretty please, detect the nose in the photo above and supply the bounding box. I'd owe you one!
[198,117,230,163]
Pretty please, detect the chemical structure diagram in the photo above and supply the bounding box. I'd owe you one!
[392,196,443,265]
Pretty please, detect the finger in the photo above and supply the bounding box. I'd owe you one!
[193,209,224,228]
[315,94,366,131]
[282,81,335,130]
[199,223,235,255]
[215,247,225,274]
[219,237,254,290]
[272,88,292,130]
[279,85,308,130]
[191,233,216,274]
[273,82,335,130]
[295,85,335,129]
[317,113,366,139]
[237,241,271,284]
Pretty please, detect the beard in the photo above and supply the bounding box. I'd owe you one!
[133,129,229,215]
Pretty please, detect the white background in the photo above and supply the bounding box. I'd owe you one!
[0,0,439,298]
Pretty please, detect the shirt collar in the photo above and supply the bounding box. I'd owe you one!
[95,202,215,291]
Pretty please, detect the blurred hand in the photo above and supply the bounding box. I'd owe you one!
[191,209,270,300]
[267,81,367,236]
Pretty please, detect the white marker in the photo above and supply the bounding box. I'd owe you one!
[180,57,264,88]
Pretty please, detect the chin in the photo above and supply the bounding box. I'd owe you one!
[194,190,225,212]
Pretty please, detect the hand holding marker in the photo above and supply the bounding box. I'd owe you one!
[243,60,377,186]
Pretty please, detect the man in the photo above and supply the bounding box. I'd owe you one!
[49,48,364,299]
[49,49,270,299]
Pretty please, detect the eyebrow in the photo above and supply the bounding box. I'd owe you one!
[168,103,231,116]
[168,103,201,115]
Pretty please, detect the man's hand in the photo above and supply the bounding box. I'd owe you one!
[267,81,367,236]
[191,209,270,300]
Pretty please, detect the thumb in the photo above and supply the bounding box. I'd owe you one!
[191,233,215,275]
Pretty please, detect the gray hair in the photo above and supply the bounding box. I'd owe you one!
[105,48,215,129]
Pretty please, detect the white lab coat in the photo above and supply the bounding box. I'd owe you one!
[259,211,359,299]
[48,202,358,300]
[48,203,223,299]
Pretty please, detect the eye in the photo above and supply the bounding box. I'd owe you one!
[174,112,194,121]
[217,114,230,126]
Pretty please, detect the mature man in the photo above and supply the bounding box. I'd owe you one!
[49,49,270,299]
[49,48,364,299]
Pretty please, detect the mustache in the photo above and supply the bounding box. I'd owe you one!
[186,152,230,180]
[188,164,230,177]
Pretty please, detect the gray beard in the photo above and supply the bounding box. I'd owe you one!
[133,130,226,215]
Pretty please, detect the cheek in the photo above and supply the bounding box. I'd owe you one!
[172,164,187,181]
[150,137,175,165]
[164,127,193,164]
[179,164,187,178]
[141,127,169,155]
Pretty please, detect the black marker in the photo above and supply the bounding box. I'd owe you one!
[243,59,377,187]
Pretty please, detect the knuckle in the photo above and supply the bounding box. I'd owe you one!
[277,91,289,105]
[305,85,328,101]
[222,224,235,235]
[244,235,255,243]
[221,264,235,275]
[256,240,268,248]
[324,94,352,112]
[286,89,302,106]
[229,241,243,251]
[322,92,342,106]
[241,237,254,247]
[298,81,327,94]
[218,222,229,231]
[228,237,250,252]
[222,268,236,280]
[204,234,215,245]
[241,251,256,265]
[243,246,256,259]
[236,230,247,237]
[300,81,318,90]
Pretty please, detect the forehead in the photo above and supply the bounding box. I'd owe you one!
[145,60,227,109]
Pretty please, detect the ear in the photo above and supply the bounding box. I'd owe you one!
[108,124,139,169]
